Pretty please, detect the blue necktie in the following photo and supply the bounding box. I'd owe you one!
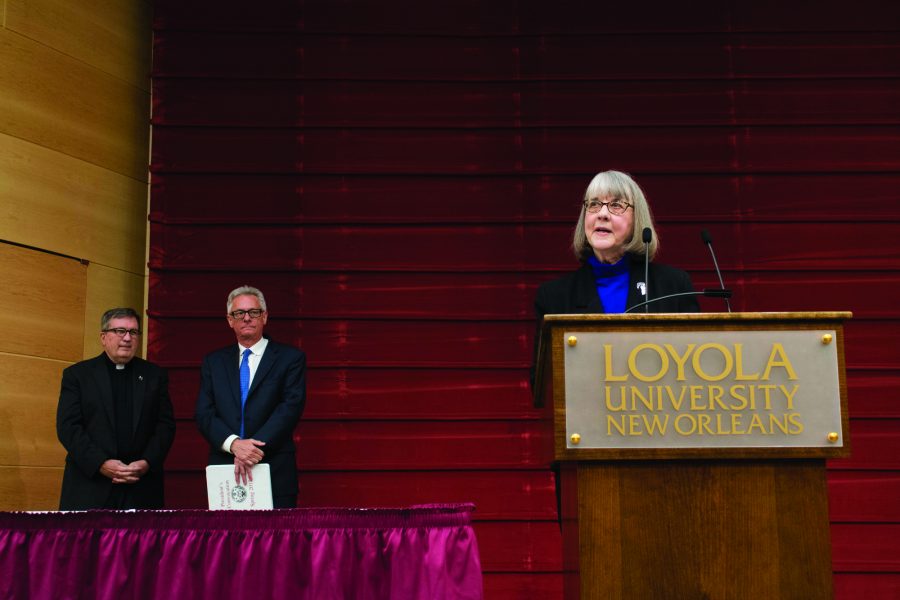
[239,348,252,438]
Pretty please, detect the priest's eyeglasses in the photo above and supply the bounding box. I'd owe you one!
[103,328,142,337]
[229,309,265,320]
[584,198,632,215]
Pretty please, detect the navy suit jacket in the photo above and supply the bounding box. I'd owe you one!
[56,354,175,510]
[195,338,306,503]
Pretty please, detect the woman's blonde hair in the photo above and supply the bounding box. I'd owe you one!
[572,170,658,261]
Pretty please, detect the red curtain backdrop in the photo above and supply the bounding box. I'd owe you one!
[149,2,900,597]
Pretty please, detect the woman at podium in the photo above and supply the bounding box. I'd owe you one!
[534,170,699,321]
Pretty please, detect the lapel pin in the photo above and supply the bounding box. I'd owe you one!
[138,375,143,381]
[636,282,647,296]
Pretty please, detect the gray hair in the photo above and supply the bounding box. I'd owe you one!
[100,307,141,331]
[226,285,268,314]
[572,170,659,261]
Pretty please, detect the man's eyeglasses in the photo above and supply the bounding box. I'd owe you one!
[229,309,265,320]
[102,328,142,337]
[584,198,632,216]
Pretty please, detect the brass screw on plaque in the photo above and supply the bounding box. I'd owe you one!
[827,432,839,443]
[570,433,581,445]
[821,334,833,345]
[567,336,577,347]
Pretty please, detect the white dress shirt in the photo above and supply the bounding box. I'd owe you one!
[222,337,269,453]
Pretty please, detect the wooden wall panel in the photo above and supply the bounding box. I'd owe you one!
[0,243,85,362]
[0,28,149,180]
[0,134,148,274]
[84,264,147,358]
[0,353,67,467]
[0,0,152,511]
[0,466,62,511]
[4,0,152,91]
[0,245,83,511]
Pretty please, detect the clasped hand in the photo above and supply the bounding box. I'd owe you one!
[100,459,149,484]
[231,438,266,485]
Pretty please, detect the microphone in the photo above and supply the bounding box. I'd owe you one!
[624,288,733,314]
[701,229,732,312]
[642,228,652,313]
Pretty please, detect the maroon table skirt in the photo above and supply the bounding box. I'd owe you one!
[0,504,483,599]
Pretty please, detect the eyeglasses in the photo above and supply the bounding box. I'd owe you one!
[229,309,265,320]
[584,198,632,216]
[102,328,141,337]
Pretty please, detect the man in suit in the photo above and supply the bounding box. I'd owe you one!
[56,308,176,510]
[195,286,306,508]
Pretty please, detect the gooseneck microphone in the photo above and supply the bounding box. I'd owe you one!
[642,227,652,313]
[624,288,733,314]
[701,229,732,312]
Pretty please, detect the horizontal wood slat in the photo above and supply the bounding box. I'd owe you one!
[846,371,900,418]
[166,420,554,471]
[738,273,900,318]
[152,31,900,80]
[482,574,564,599]
[0,29,150,181]
[0,134,149,274]
[147,222,900,273]
[843,324,900,370]
[829,471,900,522]
[150,126,900,175]
[147,270,900,320]
[150,319,532,367]
[151,0,900,35]
[166,366,537,421]
[152,79,900,128]
[0,354,68,467]
[0,243,85,362]
[474,521,563,572]
[0,466,63,511]
[829,420,900,471]
[146,317,897,371]
[165,470,558,520]
[5,0,151,91]
[160,365,896,422]
[832,524,900,572]
[150,173,900,224]
[834,574,900,599]
[166,417,900,472]
[149,271,543,320]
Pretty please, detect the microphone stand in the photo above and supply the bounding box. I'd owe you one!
[642,228,652,313]
[701,229,732,313]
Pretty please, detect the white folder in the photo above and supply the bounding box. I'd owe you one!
[205,464,273,510]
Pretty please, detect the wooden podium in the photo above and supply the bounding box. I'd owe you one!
[534,312,851,600]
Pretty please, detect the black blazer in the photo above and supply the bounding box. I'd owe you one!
[56,354,175,510]
[195,339,307,504]
[532,255,700,386]
[534,255,700,318]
